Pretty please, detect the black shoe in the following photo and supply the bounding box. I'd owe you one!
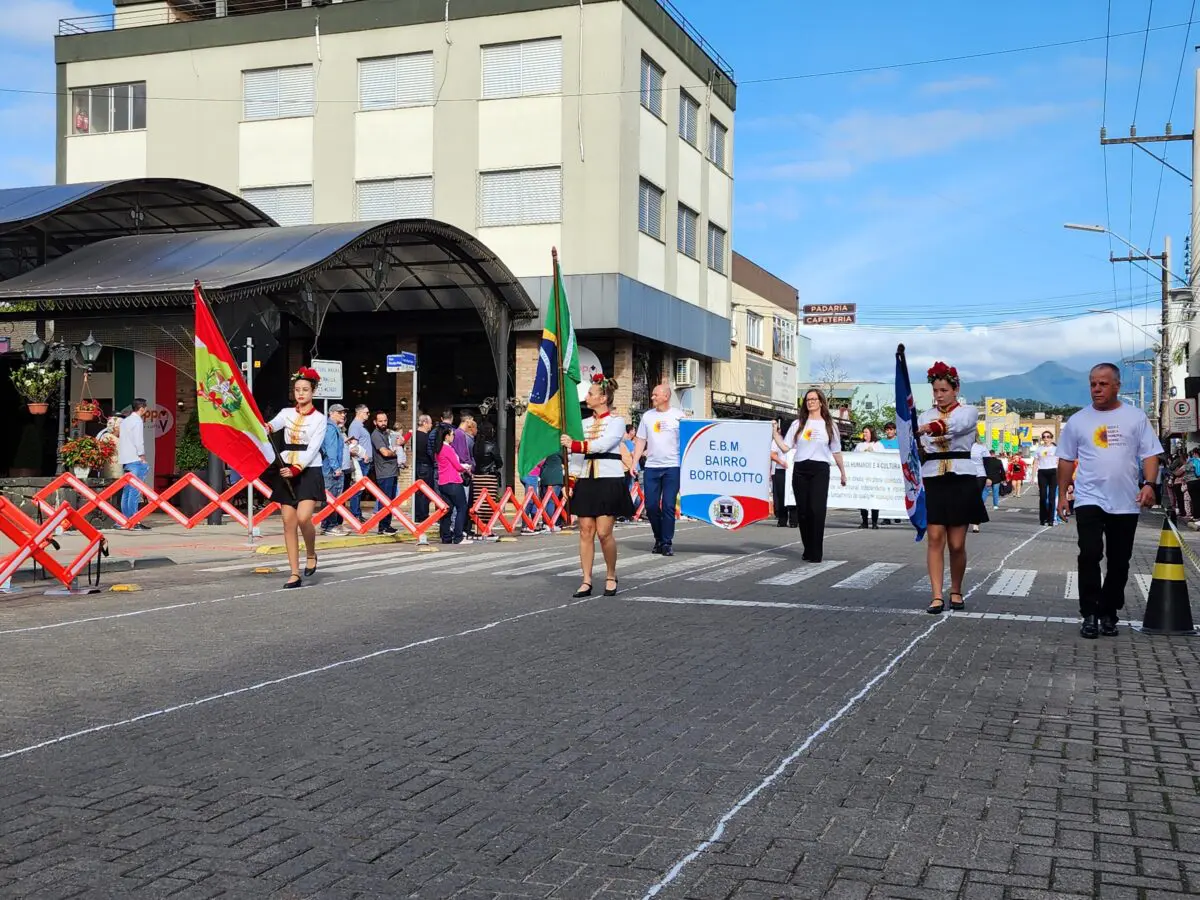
[661,544,674,557]
[858,522,869,529]
[603,577,618,597]
[1099,614,1119,637]
[133,523,151,532]
[651,543,663,554]
[379,526,398,535]
[284,574,302,590]
[572,582,592,598]
[1080,615,1099,639]
[303,556,318,578]
[949,593,965,611]
[871,523,879,530]
[927,597,944,615]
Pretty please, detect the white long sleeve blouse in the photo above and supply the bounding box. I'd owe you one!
[568,412,628,479]
[781,416,841,465]
[918,403,979,478]
[267,408,327,472]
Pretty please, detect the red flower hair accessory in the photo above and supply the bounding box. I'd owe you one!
[591,373,604,384]
[292,366,321,385]
[926,361,959,388]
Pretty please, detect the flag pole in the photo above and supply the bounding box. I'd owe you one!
[245,336,255,546]
[552,248,572,526]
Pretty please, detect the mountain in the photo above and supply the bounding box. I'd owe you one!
[961,362,1090,407]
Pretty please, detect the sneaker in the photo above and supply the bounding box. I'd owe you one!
[652,542,663,554]
[661,544,674,557]
[1099,614,1119,637]
[1080,615,1099,639]
[132,523,151,532]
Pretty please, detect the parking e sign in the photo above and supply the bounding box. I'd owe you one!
[1169,398,1197,434]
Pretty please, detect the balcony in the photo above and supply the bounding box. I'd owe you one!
[58,0,734,80]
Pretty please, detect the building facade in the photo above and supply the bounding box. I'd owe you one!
[56,0,737,426]
[712,253,807,421]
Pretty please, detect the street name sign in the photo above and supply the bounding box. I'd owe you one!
[386,351,417,374]
[310,359,342,399]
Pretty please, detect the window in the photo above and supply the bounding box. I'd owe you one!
[242,185,313,226]
[772,315,796,363]
[638,179,664,241]
[640,54,664,117]
[676,204,699,258]
[359,53,435,110]
[707,223,727,273]
[478,167,562,226]
[70,82,146,134]
[243,66,314,121]
[481,38,563,99]
[678,91,699,146]
[708,117,728,170]
[356,177,434,220]
[745,311,764,352]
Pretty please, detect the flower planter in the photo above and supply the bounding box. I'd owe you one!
[72,466,91,480]
[75,410,95,422]
[27,403,49,415]
[74,402,101,422]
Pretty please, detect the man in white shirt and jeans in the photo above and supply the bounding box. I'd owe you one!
[117,398,152,531]
[633,383,685,556]
[1057,363,1161,639]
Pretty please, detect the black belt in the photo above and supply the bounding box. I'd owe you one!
[281,442,308,452]
[585,452,622,461]
[924,451,970,460]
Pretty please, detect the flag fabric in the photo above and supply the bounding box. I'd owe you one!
[895,344,927,542]
[193,282,275,481]
[517,253,583,478]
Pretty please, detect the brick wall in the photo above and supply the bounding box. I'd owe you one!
[513,333,540,448]
[612,339,633,421]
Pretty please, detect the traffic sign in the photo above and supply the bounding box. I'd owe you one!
[386,351,417,374]
[310,359,342,399]
[1169,398,1197,433]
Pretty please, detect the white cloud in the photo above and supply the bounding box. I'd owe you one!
[919,75,997,95]
[0,1,91,44]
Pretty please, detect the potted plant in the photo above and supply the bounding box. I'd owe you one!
[60,435,116,480]
[173,413,212,517]
[74,398,102,422]
[10,363,64,415]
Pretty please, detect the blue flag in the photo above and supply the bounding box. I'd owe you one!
[895,345,927,542]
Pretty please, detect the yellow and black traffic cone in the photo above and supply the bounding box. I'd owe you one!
[1141,519,1196,635]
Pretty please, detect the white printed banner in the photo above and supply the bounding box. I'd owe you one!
[827,451,906,515]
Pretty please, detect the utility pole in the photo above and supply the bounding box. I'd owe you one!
[1110,237,1169,435]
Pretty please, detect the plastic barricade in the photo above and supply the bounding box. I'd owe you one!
[0,497,105,590]
[314,478,448,538]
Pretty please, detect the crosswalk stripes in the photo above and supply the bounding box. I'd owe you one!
[758,560,845,586]
[831,562,905,590]
[988,569,1037,597]
[1065,571,1078,600]
[648,553,731,580]
[504,554,590,577]
[198,552,382,573]
[369,548,548,578]
[688,556,787,583]
[1136,574,1152,601]
[910,569,973,593]
[556,553,665,578]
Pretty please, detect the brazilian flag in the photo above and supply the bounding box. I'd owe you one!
[517,253,583,478]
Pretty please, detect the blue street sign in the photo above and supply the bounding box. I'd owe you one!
[386,351,417,373]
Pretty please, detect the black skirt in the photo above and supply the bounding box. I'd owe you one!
[571,476,634,519]
[926,473,989,526]
[267,466,326,508]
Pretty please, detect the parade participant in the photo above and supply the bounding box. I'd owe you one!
[879,421,898,449]
[1057,363,1161,639]
[982,448,1005,511]
[773,388,847,563]
[854,426,883,529]
[562,375,631,597]
[917,362,986,614]
[265,368,328,588]
[633,383,684,556]
[969,437,989,533]
[1035,430,1059,526]
[1007,453,1026,498]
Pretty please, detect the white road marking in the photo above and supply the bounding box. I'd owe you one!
[988,569,1037,597]
[1065,571,1078,600]
[640,554,730,580]
[628,597,922,616]
[640,523,1050,900]
[688,556,787,583]
[758,560,845,586]
[555,553,664,577]
[197,551,380,573]
[370,548,547,577]
[1136,573,1152,601]
[910,569,973,592]
[831,563,905,590]
[502,555,588,577]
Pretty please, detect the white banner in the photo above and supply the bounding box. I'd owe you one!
[827,450,906,515]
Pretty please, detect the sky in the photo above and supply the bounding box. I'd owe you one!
[0,0,1195,383]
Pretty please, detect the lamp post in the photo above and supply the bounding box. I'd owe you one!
[21,332,104,474]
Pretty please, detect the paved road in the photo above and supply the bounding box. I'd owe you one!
[1,497,1198,898]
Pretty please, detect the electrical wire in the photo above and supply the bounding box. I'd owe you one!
[1101,0,1125,362]
[1132,0,1155,123]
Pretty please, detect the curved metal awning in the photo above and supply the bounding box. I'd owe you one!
[0,178,276,282]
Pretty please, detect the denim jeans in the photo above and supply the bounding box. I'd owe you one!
[375,476,398,531]
[322,472,343,531]
[541,483,564,528]
[521,476,541,526]
[643,466,681,546]
[439,482,467,543]
[349,463,370,520]
[981,482,1000,509]
[121,461,149,521]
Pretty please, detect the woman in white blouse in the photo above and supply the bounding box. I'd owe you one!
[773,388,847,563]
[265,368,328,589]
[561,376,633,598]
[854,425,883,529]
[917,362,987,614]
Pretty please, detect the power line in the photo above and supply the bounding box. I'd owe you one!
[1144,0,1194,256]
[1132,0,1155,122]
[1101,0,1126,362]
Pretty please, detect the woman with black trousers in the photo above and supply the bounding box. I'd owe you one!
[773,388,847,562]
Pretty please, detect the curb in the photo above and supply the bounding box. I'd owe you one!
[254,532,414,555]
[8,555,177,585]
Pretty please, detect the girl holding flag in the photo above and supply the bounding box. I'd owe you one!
[266,367,328,588]
[917,361,986,614]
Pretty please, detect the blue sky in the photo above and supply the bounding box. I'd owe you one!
[0,0,1195,381]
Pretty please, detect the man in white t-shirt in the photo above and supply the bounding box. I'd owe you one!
[633,383,685,556]
[1035,430,1060,526]
[117,399,152,530]
[1057,363,1161,639]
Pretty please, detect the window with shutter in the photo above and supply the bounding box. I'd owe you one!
[243,66,312,120]
[707,223,726,274]
[482,38,562,98]
[708,118,727,170]
[277,66,314,118]
[242,185,313,226]
[356,177,434,220]
[640,55,664,117]
[676,205,698,259]
[478,168,562,227]
[359,53,435,110]
[678,92,699,146]
[638,179,663,241]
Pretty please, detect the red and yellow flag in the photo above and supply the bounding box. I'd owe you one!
[193,281,274,480]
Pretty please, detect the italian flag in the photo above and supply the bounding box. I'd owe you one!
[193,281,274,481]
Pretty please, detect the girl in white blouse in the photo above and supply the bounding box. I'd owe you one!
[917,362,987,614]
[772,388,847,563]
[265,368,328,589]
[561,376,633,598]
[854,425,883,529]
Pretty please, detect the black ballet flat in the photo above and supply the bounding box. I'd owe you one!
[304,556,318,577]
[284,574,303,590]
[927,597,944,615]
[572,582,592,598]
[604,577,618,597]
[949,592,965,612]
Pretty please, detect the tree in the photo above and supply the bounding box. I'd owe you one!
[815,354,848,397]
[850,388,897,440]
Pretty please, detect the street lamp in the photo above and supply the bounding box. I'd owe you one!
[78,332,102,366]
[20,331,105,473]
[1085,308,1162,344]
[1064,223,1184,283]
[22,336,47,363]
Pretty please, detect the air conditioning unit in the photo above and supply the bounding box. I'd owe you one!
[674,357,699,388]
